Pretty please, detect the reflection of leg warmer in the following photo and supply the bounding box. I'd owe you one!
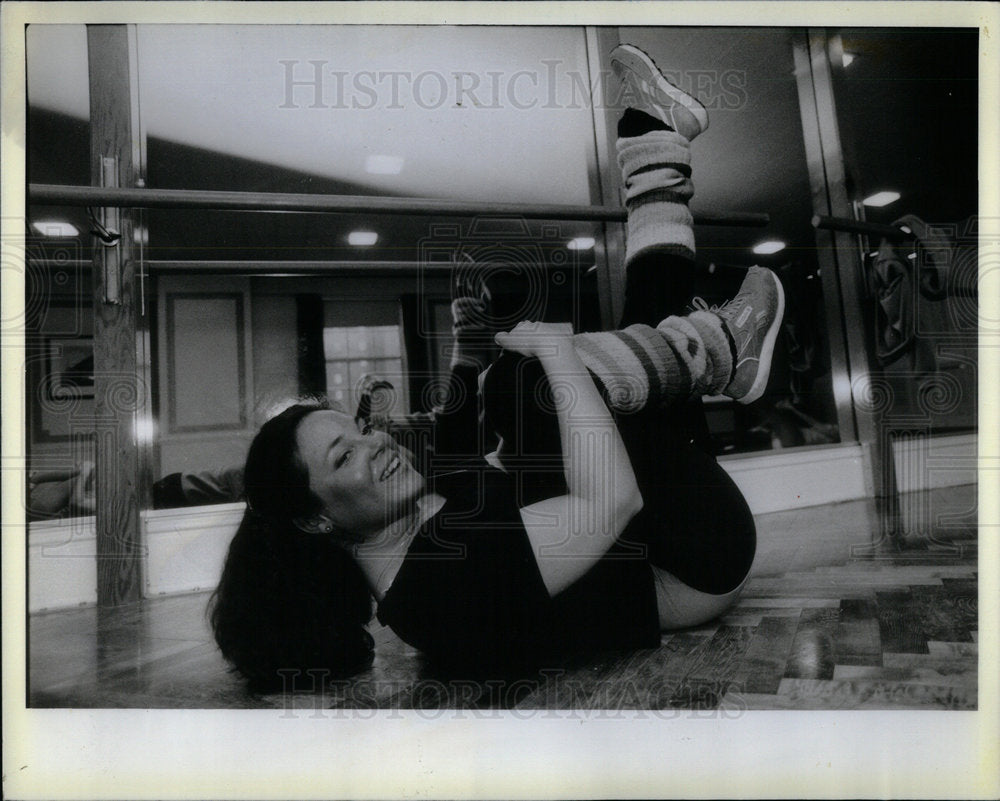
[572,312,732,413]
[617,129,695,267]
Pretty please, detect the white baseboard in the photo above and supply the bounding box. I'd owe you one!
[891,432,977,493]
[27,504,245,613]
[28,516,98,613]
[720,433,977,516]
[143,503,245,598]
[27,433,977,612]
[719,443,868,516]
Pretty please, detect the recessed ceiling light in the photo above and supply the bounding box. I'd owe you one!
[567,237,595,251]
[365,155,404,175]
[752,240,786,255]
[863,191,901,207]
[348,231,378,247]
[842,52,856,67]
[32,220,79,237]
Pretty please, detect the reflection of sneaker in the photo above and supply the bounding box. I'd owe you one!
[610,43,709,141]
[451,250,493,336]
[355,375,396,429]
[716,266,785,404]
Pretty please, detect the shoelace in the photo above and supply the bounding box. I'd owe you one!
[689,294,745,319]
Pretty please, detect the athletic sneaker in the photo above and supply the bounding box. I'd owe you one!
[715,266,786,404]
[610,43,709,141]
[451,250,493,335]
[355,375,396,430]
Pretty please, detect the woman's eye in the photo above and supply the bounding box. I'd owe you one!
[360,423,373,435]
[335,450,352,468]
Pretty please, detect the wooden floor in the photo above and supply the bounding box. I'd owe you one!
[28,484,978,711]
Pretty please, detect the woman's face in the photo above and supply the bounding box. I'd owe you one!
[295,410,426,538]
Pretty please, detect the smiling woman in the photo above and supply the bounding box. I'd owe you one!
[293,410,427,542]
[207,48,785,688]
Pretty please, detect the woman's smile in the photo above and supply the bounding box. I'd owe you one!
[295,409,426,536]
[378,452,401,482]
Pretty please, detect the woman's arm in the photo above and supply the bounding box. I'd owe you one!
[494,322,643,596]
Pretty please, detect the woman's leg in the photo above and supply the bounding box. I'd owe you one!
[565,54,734,415]
[482,261,783,494]
[481,352,756,604]
[421,257,501,464]
[611,47,711,448]
[614,414,756,598]
[615,106,700,327]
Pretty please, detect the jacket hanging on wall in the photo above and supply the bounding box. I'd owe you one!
[867,213,977,429]
[869,214,962,372]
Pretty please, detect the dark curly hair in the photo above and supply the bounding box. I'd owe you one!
[209,402,375,692]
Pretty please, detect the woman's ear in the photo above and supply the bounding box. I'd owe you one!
[293,512,337,535]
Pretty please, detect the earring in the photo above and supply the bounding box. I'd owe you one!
[323,523,333,533]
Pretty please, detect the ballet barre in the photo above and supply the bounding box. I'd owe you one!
[30,183,769,228]
[146,260,554,274]
[812,214,911,241]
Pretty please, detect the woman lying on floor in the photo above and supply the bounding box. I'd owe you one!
[210,44,785,690]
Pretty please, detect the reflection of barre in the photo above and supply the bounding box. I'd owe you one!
[30,183,770,228]
[812,214,912,241]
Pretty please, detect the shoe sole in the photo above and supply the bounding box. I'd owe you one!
[611,44,709,134]
[738,269,785,405]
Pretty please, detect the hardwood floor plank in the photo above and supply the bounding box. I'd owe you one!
[783,607,840,680]
[730,615,800,695]
[735,597,839,609]
[774,678,976,710]
[927,641,977,657]
[832,664,976,688]
[833,598,882,666]
[875,590,930,654]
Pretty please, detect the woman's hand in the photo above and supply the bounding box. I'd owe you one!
[494,321,574,359]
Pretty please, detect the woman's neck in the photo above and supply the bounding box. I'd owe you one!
[351,492,445,600]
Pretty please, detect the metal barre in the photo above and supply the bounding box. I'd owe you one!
[33,259,568,274]
[29,183,769,227]
[146,260,537,274]
[812,214,912,241]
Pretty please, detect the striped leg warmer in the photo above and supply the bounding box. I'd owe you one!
[617,129,695,268]
[572,312,733,413]
[658,312,733,397]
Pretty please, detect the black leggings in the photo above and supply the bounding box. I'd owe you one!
[479,352,755,595]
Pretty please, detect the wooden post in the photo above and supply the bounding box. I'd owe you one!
[88,25,143,606]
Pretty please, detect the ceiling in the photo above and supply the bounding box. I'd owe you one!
[26,25,979,271]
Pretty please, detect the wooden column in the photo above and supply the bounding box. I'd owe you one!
[88,25,143,606]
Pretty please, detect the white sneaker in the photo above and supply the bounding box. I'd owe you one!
[611,44,709,141]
